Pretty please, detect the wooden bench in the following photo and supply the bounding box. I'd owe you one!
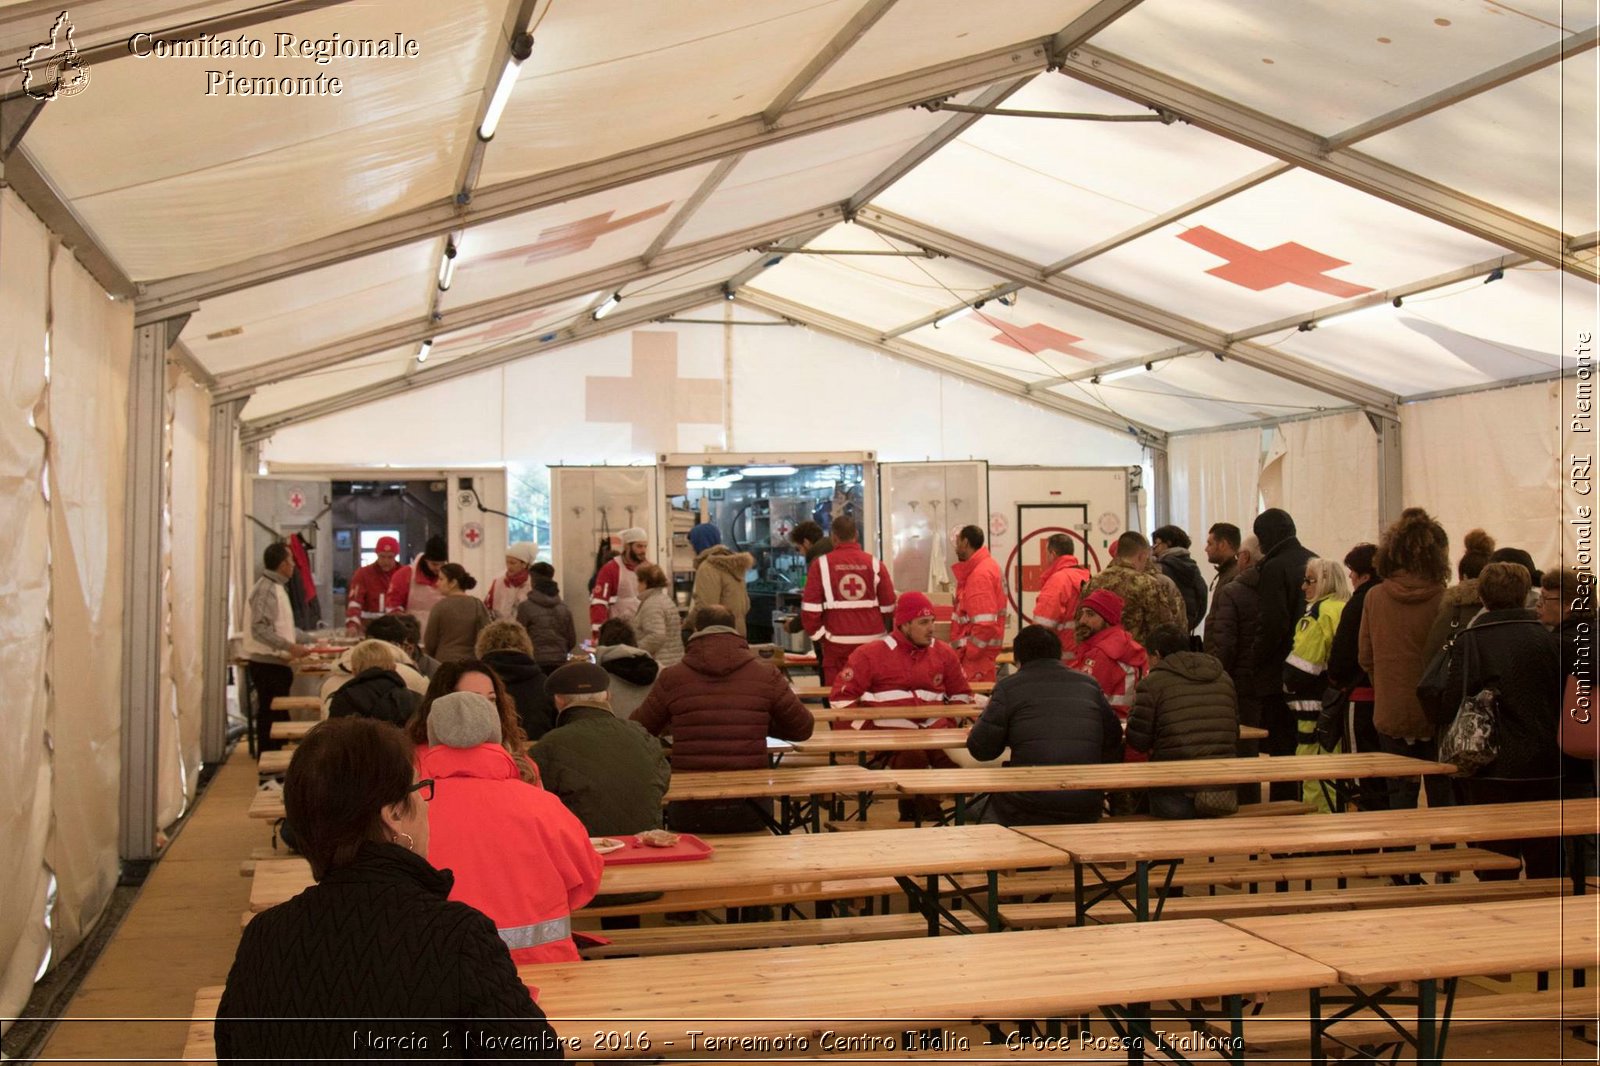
[269,695,321,715]
[579,911,930,958]
[1001,876,1571,928]
[1103,799,1313,822]
[578,876,908,918]
[1211,988,1598,1052]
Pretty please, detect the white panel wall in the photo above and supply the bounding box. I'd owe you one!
[259,315,1148,469]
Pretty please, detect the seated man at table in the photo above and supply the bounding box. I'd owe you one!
[830,591,974,820]
[966,625,1124,825]
[1126,624,1240,819]
[1065,589,1149,730]
[633,606,816,835]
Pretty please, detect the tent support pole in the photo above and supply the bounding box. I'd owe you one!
[201,398,246,764]
[1149,447,1171,529]
[120,319,178,863]
[1369,413,1403,531]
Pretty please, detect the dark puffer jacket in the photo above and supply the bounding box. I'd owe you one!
[1127,651,1239,761]
[517,583,577,667]
[632,627,815,771]
[1248,518,1317,698]
[1157,547,1209,632]
[1328,577,1378,691]
[325,668,419,728]
[529,704,671,836]
[966,658,1124,824]
[481,649,556,741]
[215,842,555,1063]
[1204,565,1260,687]
[1439,608,1562,780]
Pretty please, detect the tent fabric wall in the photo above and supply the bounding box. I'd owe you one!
[1402,379,1566,574]
[1270,412,1381,562]
[258,317,1147,469]
[0,190,55,1029]
[1169,427,1262,549]
[43,244,130,962]
[158,369,209,826]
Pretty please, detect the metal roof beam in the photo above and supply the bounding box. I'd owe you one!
[856,207,1398,414]
[639,155,743,266]
[211,206,841,398]
[1,147,135,298]
[1326,28,1600,151]
[241,284,725,439]
[136,38,1052,316]
[735,288,1166,447]
[761,0,900,126]
[1047,0,1149,64]
[1058,46,1588,279]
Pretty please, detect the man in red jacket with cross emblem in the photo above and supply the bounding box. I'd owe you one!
[950,524,1007,682]
[800,515,895,684]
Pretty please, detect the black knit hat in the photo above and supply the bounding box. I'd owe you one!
[1253,509,1297,554]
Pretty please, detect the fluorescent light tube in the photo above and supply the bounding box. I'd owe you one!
[741,466,798,477]
[437,241,458,291]
[478,33,533,141]
[416,340,432,364]
[1099,363,1148,382]
[592,292,621,320]
[932,304,976,329]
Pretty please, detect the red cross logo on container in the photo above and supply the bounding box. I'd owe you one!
[461,523,484,548]
[838,573,868,601]
[287,491,305,511]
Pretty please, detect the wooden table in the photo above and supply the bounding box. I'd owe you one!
[186,920,1333,1063]
[1019,797,1597,924]
[892,752,1450,824]
[268,719,316,741]
[257,750,291,775]
[792,681,994,700]
[787,727,973,761]
[808,703,983,723]
[1230,896,1599,1062]
[269,695,322,714]
[250,825,1066,934]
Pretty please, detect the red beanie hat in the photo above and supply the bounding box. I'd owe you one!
[375,535,401,554]
[894,591,937,626]
[1080,588,1124,627]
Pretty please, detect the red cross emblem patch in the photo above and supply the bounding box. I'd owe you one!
[838,573,868,601]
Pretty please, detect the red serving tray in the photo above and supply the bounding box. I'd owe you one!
[599,834,714,866]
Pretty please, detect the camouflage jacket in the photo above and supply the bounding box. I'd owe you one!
[1084,560,1185,646]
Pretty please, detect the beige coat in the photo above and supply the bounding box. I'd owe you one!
[691,546,754,636]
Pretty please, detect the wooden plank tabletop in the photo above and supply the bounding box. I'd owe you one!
[249,764,884,820]
[269,695,321,713]
[891,753,1449,796]
[1229,896,1598,985]
[787,728,973,755]
[593,823,1066,896]
[808,704,982,722]
[269,719,316,740]
[782,651,1016,668]
[792,682,994,700]
[1018,798,1600,864]
[257,750,291,775]
[186,922,1333,1059]
[248,825,1067,911]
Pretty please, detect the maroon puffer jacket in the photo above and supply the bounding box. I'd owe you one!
[631,628,815,770]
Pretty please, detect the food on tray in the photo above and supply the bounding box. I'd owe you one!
[637,829,681,848]
[589,837,626,854]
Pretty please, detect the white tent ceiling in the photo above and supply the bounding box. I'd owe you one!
[3,0,1593,447]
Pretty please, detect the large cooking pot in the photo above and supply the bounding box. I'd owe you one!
[772,611,811,654]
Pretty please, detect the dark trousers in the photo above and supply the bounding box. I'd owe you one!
[1347,699,1391,810]
[1260,694,1300,802]
[1378,734,1454,810]
[1235,692,1262,805]
[1459,776,1563,880]
[247,660,294,753]
[666,799,773,836]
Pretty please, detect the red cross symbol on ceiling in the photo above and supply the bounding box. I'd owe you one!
[438,308,562,353]
[838,573,868,600]
[1179,226,1374,297]
[978,315,1106,363]
[585,331,723,452]
[478,203,673,269]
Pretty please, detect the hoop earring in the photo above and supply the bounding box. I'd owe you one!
[394,832,415,852]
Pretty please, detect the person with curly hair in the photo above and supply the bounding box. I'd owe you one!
[1422,528,1496,666]
[1358,508,1452,810]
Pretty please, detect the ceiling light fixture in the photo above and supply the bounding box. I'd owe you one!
[592,292,622,320]
[416,340,433,364]
[478,32,533,141]
[932,299,985,329]
[1305,296,1404,331]
[740,466,798,478]
[437,240,458,291]
[1094,362,1152,384]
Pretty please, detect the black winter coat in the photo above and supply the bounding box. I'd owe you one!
[215,842,558,1063]
[966,659,1123,824]
[1441,608,1562,780]
[1158,548,1209,632]
[1328,578,1378,691]
[1127,651,1239,761]
[1204,565,1260,687]
[481,649,556,741]
[1248,534,1317,697]
[326,668,419,728]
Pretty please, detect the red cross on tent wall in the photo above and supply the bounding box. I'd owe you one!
[585,331,723,453]
[436,307,563,353]
[477,204,673,268]
[979,316,1106,363]
[1178,226,1374,297]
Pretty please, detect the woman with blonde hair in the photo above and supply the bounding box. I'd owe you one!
[1285,557,1349,812]
[632,563,685,667]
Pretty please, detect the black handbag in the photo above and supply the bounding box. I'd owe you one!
[1415,626,1458,725]
[1315,687,1351,751]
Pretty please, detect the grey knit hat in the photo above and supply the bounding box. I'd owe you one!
[425,691,502,748]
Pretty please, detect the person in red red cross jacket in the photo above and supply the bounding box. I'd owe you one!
[346,535,403,633]
[590,527,648,636]
[950,524,1007,682]
[1066,587,1150,765]
[800,515,895,685]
